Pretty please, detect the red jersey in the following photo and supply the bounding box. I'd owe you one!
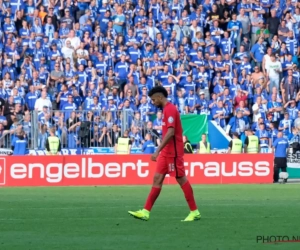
[234,95,247,109]
[161,102,184,157]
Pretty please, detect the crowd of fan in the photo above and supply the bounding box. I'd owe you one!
[0,0,300,150]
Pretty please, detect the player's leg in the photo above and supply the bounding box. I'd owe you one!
[174,156,200,222]
[128,156,167,221]
[144,173,165,211]
[176,176,201,221]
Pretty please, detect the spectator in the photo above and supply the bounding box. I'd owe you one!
[0,0,299,154]
[66,111,80,149]
[244,129,260,154]
[198,134,210,154]
[272,131,289,183]
[294,111,300,128]
[267,9,280,43]
[141,121,160,146]
[110,124,121,147]
[267,93,283,124]
[228,132,243,154]
[183,135,193,154]
[98,126,112,147]
[255,122,270,153]
[153,111,163,135]
[266,54,282,91]
[142,133,155,154]
[250,10,263,46]
[45,127,61,155]
[129,126,142,148]
[279,112,293,138]
[38,124,48,150]
[212,100,228,129]
[237,9,250,40]
[25,85,38,111]
[252,96,267,123]
[250,37,266,70]
[11,130,29,155]
[115,130,132,154]
[226,110,247,141]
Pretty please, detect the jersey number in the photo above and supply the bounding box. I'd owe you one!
[168,163,175,172]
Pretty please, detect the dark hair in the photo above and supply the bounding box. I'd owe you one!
[148,86,168,98]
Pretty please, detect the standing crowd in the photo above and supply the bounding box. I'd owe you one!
[0,0,299,153]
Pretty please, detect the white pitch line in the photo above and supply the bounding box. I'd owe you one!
[0,202,298,212]
[0,215,297,221]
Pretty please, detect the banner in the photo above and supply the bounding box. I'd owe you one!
[181,115,208,144]
[0,154,273,187]
[287,151,300,178]
[27,147,144,155]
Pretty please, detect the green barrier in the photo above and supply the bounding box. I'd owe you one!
[181,115,208,144]
[287,151,300,178]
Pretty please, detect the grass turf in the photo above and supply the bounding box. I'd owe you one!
[0,184,299,250]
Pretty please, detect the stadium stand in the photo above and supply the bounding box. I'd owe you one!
[0,0,300,152]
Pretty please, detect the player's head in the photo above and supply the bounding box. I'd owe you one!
[148,86,168,108]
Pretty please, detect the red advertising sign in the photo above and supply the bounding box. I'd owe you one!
[0,154,273,187]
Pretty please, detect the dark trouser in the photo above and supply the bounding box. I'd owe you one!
[273,157,287,182]
[252,61,262,71]
[118,79,127,93]
[268,33,275,45]
[76,10,85,22]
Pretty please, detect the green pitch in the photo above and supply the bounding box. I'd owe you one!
[0,185,299,250]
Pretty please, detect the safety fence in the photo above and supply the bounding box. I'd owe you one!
[0,109,162,150]
[0,110,208,151]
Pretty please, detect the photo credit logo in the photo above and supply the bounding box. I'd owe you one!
[256,235,300,244]
[0,158,6,185]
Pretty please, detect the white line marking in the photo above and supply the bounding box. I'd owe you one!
[0,215,297,221]
[0,202,298,212]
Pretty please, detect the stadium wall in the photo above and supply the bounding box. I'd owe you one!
[0,154,274,186]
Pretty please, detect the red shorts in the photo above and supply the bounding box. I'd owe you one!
[156,155,185,177]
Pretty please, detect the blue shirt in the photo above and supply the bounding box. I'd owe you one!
[251,43,265,62]
[62,103,77,121]
[279,119,293,136]
[114,62,129,79]
[112,14,125,34]
[12,137,29,155]
[142,140,155,154]
[227,20,242,38]
[273,137,289,157]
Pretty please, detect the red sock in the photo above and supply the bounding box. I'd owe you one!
[181,181,197,211]
[144,186,161,211]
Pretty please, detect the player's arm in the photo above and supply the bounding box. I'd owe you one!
[155,127,175,154]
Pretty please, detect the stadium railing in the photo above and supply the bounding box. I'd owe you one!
[0,117,25,149]
[29,109,160,150]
